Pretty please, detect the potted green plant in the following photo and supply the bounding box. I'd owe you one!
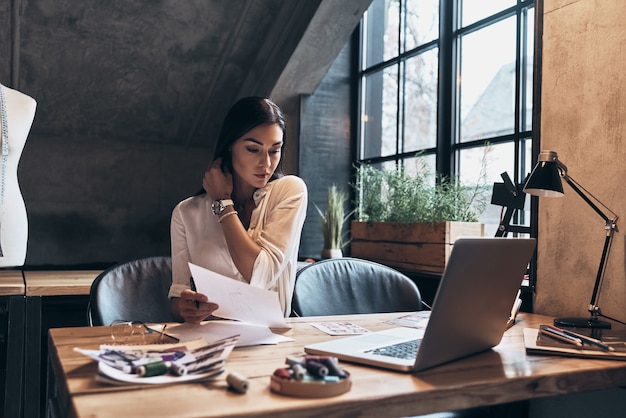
[315,184,352,259]
[351,160,490,274]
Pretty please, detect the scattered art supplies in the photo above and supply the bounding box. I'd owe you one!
[75,335,238,385]
[270,355,352,398]
[524,325,626,360]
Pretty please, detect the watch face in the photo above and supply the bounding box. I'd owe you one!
[211,200,223,216]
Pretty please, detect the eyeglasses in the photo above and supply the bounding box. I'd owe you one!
[109,320,168,344]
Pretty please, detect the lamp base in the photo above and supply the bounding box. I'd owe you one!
[554,316,611,329]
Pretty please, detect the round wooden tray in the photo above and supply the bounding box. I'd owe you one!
[269,375,352,398]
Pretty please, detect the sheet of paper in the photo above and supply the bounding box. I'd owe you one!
[165,321,293,347]
[310,322,371,336]
[385,311,431,329]
[189,262,288,328]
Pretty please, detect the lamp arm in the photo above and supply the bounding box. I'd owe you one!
[562,174,619,225]
[588,227,615,317]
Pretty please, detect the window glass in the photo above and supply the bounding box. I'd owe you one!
[402,154,437,186]
[363,0,400,68]
[458,17,516,142]
[403,48,438,152]
[460,0,516,27]
[404,0,439,51]
[522,7,534,131]
[361,66,399,160]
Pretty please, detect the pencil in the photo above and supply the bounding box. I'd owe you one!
[189,276,200,309]
[559,327,615,352]
[539,326,583,347]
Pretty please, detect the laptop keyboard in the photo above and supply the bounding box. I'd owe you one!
[365,338,422,360]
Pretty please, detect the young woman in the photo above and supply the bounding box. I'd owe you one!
[168,97,307,322]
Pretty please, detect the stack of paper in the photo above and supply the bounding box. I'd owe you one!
[524,327,626,360]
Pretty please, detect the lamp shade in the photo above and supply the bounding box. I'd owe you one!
[523,152,565,197]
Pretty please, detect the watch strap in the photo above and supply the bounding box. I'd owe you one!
[212,199,235,216]
[219,199,234,208]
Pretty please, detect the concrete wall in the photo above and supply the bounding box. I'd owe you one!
[298,40,355,260]
[19,136,209,266]
[0,0,364,268]
[536,0,626,324]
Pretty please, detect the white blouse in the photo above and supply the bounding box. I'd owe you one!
[168,175,308,317]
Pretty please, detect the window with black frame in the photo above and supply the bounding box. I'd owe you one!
[358,0,536,238]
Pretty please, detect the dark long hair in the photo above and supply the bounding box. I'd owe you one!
[213,96,286,180]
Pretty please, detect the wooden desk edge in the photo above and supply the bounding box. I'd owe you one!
[23,270,102,296]
[0,270,25,295]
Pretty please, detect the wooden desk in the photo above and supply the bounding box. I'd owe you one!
[0,270,25,418]
[48,313,626,418]
[23,270,101,418]
[0,269,25,295]
[24,270,101,297]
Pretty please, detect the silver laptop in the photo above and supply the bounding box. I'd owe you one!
[305,237,536,372]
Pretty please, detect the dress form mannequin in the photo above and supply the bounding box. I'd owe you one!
[0,84,36,268]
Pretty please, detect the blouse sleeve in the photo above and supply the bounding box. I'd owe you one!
[169,201,192,298]
[248,176,308,291]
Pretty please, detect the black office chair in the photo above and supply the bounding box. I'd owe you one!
[88,256,175,326]
[291,257,424,317]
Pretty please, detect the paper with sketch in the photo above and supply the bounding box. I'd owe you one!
[189,262,288,328]
[165,320,293,347]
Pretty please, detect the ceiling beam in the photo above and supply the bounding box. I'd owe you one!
[237,1,323,99]
[271,0,373,104]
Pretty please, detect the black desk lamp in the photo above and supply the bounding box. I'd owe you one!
[523,150,619,329]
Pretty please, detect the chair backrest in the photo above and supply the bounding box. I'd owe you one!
[291,257,423,317]
[88,256,175,326]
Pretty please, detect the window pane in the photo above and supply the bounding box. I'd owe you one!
[460,0,516,27]
[361,66,399,160]
[402,154,437,186]
[363,0,400,68]
[522,7,534,131]
[404,0,439,51]
[522,137,533,180]
[403,48,438,152]
[458,17,516,142]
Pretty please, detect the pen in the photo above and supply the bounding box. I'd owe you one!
[189,276,200,309]
[556,327,615,352]
[540,326,583,347]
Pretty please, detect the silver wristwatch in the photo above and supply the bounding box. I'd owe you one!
[211,199,234,216]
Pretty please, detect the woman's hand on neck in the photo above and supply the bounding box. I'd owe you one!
[203,159,233,200]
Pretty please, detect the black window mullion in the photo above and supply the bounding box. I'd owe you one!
[437,0,454,179]
[396,1,403,162]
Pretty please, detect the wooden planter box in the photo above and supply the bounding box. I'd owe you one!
[350,221,484,274]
